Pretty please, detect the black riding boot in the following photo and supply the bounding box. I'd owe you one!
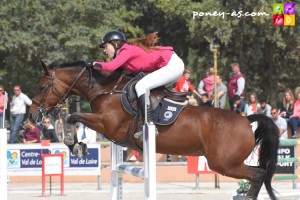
[134,94,157,140]
[138,94,152,122]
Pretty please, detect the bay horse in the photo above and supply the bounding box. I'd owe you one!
[29,61,279,200]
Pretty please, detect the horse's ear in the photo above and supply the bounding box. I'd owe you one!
[40,60,50,76]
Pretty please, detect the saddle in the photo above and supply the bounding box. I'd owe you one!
[121,73,189,125]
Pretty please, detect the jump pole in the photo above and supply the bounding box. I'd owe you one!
[0,92,8,200]
[110,89,157,200]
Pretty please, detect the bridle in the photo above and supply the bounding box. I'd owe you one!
[32,66,126,123]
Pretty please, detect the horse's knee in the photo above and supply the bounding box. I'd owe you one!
[67,113,79,124]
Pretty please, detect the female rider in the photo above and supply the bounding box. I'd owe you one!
[92,31,184,125]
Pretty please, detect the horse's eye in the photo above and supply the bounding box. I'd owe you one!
[39,86,45,91]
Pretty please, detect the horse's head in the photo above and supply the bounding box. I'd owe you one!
[29,60,126,123]
[29,61,82,122]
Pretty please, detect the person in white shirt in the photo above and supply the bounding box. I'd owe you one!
[76,123,97,144]
[72,123,97,158]
[8,85,32,143]
[271,107,288,140]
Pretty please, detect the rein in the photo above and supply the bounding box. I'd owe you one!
[33,66,87,122]
[34,66,126,122]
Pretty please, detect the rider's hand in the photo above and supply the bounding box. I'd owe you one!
[93,63,102,69]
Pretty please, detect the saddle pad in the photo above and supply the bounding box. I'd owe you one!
[152,98,188,125]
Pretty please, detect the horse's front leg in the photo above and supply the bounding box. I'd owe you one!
[66,112,103,132]
[64,112,103,158]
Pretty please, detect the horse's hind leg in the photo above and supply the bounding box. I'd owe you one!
[246,167,266,199]
[222,164,266,200]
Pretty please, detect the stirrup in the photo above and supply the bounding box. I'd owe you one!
[134,126,159,141]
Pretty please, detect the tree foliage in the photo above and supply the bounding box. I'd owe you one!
[0,0,299,107]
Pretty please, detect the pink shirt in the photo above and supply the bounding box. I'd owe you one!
[0,95,5,113]
[291,99,300,118]
[202,75,215,95]
[94,44,173,74]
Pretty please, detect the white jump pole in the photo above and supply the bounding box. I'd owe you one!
[110,89,156,200]
[143,89,156,200]
[110,142,124,200]
[0,91,8,200]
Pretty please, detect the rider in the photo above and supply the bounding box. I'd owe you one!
[91,31,184,132]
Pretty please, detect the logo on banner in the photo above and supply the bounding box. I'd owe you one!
[53,149,70,167]
[7,150,20,168]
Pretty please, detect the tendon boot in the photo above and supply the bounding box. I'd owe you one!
[134,94,158,141]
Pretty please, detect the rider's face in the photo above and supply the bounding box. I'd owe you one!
[103,43,116,59]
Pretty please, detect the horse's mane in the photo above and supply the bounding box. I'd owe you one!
[48,60,128,85]
[49,60,86,69]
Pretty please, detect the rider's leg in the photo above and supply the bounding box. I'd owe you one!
[134,53,184,139]
[135,52,184,115]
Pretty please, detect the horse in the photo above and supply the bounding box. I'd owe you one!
[29,61,279,200]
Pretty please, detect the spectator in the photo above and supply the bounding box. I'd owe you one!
[279,89,295,122]
[257,96,272,118]
[200,93,212,107]
[76,123,97,144]
[271,107,288,140]
[8,85,32,143]
[228,62,245,111]
[173,68,202,106]
[41,117,59,142]
[232,95,246,115]
[212,76,227,109]
[0,85,7,128]
[23,119,40,144]
[244,92,261,116]
[288,87,300,138]
[198,68,215,97]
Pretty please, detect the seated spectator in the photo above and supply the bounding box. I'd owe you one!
[23,119,40,144]
[173,68,202,106]
[279,89,295,122]
[41,117,59,142]
[200,93,212,107]
[197,68,214,97]
[271,107,288,140]
[288,87,300,138]
[76,123,97,144]
[257,96,272,117]
[244,92,261,116]
[232,95,246,115]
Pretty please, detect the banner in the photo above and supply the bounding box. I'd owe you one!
[7,143,101,176]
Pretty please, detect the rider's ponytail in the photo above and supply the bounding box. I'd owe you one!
[127,32,160,52]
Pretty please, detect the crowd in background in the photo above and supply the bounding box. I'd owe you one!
[174,62,300,141]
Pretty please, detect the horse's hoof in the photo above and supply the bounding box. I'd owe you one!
[73,143,83,158]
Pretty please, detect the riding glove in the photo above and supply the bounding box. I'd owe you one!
[93,63,102,69]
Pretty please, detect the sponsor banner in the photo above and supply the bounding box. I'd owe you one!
[7,143,101,176]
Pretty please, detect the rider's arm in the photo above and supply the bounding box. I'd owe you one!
[93,47,131,72]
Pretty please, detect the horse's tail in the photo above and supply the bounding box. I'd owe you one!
[247,114,279,200]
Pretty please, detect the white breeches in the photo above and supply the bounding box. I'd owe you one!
[135,53,184,97]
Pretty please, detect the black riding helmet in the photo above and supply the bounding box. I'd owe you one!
[99,31,126,59]
[99,31,126,49]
